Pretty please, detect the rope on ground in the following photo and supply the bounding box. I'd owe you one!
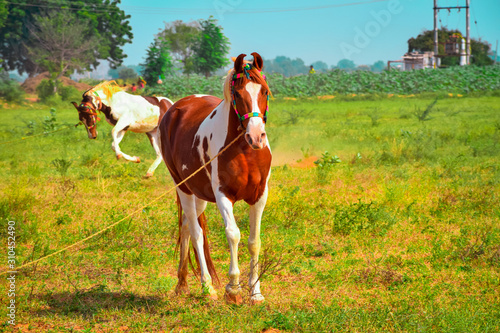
[0,131,244,276]
[0,125,74,145]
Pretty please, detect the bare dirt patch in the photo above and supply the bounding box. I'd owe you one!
[21,72,91,94]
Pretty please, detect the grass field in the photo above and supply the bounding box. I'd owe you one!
[0,94,499,332]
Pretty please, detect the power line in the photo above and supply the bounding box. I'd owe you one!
[5,0,389,15]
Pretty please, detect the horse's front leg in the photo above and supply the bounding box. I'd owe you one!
[144,130,163,178]
[248,185,268,304]
[215,194,243,304]
[111,121,140,163]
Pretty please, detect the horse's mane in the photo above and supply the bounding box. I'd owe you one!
[223,68,271,103]
[84,80,123,100]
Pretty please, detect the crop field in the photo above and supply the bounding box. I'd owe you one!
[147,65,500,99]
[0,94,499,332]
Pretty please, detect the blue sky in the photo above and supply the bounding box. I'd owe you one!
[119,0,500,68]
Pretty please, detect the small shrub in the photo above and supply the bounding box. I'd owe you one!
[59,85,80,101]
[0,71,25,103]
[36,79,60,102]
[314,151,341,184]
[43,108,58,131]
[37,79,79,103]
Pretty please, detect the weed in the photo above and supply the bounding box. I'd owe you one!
[55,212,73,226]
[282,108,313,125]
[366,108,380,126]
[314,151,341,184]
[413,98,438,122]
[300,146,311,158]
[51,158,72,177]
[43,108,58,131]
[264,312,293,331]
[450,225,500,265]
[332,200,394,236]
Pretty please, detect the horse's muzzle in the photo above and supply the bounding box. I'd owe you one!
[245,131,266,150]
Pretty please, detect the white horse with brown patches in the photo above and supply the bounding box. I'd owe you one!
[72,81,173,178]
[159,53,271,304]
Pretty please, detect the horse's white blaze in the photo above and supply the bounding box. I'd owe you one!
[182,164,188,171]
[244,82,266,149]
[245,82,262,115]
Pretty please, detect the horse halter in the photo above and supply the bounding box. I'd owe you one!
[78,102,100,129]
[231,63,269,128]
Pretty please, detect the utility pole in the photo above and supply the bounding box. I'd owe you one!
[466,0,470,64]
[433,0,470,66]
[433,0,439,68]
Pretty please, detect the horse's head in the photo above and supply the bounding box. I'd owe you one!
[71,94,101,139]
[227,52,270,150]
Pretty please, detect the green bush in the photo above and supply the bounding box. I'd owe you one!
[59,85,80,101]
[37,79,81,103]
[0,71,25,103]
[36,79,60,102]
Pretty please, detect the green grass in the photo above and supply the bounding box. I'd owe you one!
[0,94,499,332]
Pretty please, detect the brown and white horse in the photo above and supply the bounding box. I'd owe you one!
[159,53,271,304]
[72,81,173,178]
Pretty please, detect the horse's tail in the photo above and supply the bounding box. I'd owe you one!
[176,194,219,286]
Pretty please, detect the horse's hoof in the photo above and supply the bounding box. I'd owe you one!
[144,172,154,178]
[116,154,123,160]
[175,284,189,295]
[134,156,141,163]
[250,294,265,305]
[224,291,243,305]
[202,283,218,300]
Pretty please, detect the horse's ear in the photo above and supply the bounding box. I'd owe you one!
[251,52,263,71]
[71,102,79,109]
[234,54,247,73]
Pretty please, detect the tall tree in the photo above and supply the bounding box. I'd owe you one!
[408,28,493,66]
[140,39,173,84]
[371,60,385,72]
[0,0,133,76]
[192,17,230,77]
[337,59,356,71]
[263,56,308,77]
[26,12,99,79]
[158,20,200,74]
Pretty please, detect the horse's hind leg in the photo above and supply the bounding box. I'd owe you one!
[176,190,217,298]
[248,185,268,304]
[144,130,163,178]
[176,211,190,295]
[176,198,207,294]
[112,122,140,163]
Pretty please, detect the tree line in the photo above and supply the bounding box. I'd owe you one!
[0,1,496,86]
